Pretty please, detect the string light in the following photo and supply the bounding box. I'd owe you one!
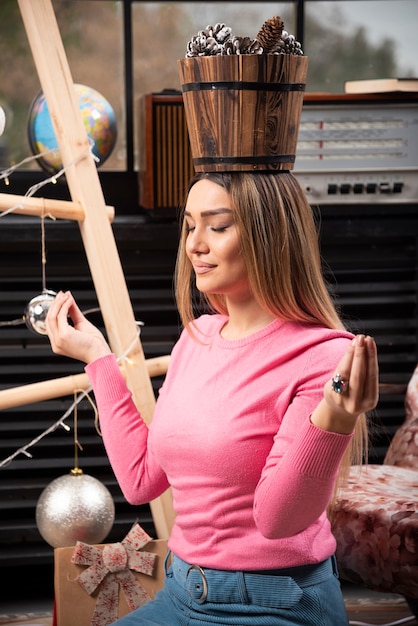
[0,392,85,468]
[0,139,143,467]
[0,323,143,467]
[0,388,97,469]
[0,306,101,328]
[0,143,102,328]
[0,139,99,219]
[116,321,144,365]
[0,149,60,182]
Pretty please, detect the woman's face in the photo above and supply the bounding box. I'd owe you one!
[184,178,250,301]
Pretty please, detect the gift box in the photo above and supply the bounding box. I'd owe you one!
[54,524,168,626]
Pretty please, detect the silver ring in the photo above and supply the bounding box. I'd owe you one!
[331,372,348,394]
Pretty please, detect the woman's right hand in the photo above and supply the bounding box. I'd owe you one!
[46,291,112,364]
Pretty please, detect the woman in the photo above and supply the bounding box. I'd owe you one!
[46,171,378,625]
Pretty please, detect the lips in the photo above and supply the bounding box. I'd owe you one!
[193,262,216,274]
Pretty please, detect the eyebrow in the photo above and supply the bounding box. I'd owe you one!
[184,208,233,218]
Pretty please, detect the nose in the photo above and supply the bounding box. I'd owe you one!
[186,226,209,255]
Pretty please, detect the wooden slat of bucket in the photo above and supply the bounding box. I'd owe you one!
[177,54,308,172]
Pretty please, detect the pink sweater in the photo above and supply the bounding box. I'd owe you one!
[86,315,354,571]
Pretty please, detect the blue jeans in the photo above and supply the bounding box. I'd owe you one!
[112,552,349,625]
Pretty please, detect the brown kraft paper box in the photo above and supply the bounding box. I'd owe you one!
[54,538,168,626]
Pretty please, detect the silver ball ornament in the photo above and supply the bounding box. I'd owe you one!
[25,289,57,335]
[36,471,115,548]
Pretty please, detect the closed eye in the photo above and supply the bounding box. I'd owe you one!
[211,225,229,232]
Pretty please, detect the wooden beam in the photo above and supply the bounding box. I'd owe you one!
[17,0,175,539]
[0,355,170,410]
[0,193,114,221]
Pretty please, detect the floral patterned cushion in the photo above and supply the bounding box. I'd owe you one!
[331,464,418,597]
[384,417,418,468]
[331,364,418,598]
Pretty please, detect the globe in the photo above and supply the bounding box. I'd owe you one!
[27,83,117,174]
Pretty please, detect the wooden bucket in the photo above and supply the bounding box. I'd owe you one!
[177,54,308,172]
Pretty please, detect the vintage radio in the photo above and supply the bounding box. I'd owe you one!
[294,92,418,206]
[138,91,418,216]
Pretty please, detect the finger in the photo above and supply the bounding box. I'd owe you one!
[329,336,370,414]
[363,336,379,407]
[54,292,72,326]
[67,296,87,327]
[347,334,367,396]
[46,292,73,344]
[45,291,64,331]
[338,335,378,414]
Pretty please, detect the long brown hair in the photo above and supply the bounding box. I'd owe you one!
[174,170,368,477]
[175,171,343,329]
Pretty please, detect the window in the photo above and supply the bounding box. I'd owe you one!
[304,1,417,92]
[0,0,416,184]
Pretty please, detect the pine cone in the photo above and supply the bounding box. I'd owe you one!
[229,36,262,55]
[186,34,221,57]
[272,31,304,56]
[212,23,232,44]
[184,17,302,57]
[256,16,284,52]
[199,24,232,45]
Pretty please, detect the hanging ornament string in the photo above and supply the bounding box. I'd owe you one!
[73,389,84,473]
[41,199,48,292]
[0,190,100,329]
[71,389,100,468]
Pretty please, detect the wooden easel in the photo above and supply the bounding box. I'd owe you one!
[0,0,174,539]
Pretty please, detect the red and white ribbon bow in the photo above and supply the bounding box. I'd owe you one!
[71,524,157,626]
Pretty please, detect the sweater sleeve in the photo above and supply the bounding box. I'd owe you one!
[254,418,352,538]
[253,335,353,539]
[85,354,170,504]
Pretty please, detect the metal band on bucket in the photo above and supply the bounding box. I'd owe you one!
[194,155,296,167]
[181,81,306,93]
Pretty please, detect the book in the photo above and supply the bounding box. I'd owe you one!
[344,77,418,94]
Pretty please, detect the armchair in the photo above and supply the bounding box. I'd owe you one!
[330,364,418,619]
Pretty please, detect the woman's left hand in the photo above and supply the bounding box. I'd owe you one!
[312,334,379,434]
